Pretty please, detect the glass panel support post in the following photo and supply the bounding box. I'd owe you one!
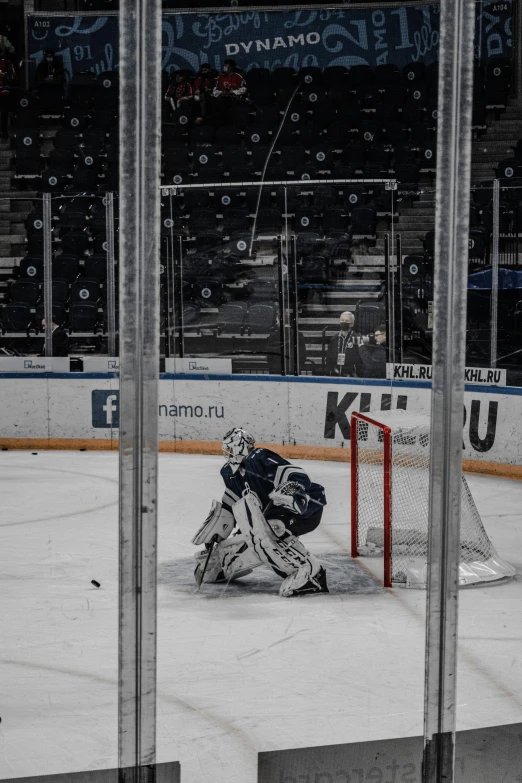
[290,234,299,376]
[397,234,403,363]
[43,192,53,357]
[106,192,117,358]
[422,0,476,781]
[277,235,287,376]
[490,179,500,368]
[118,0,161,775]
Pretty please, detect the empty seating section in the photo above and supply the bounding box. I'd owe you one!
[4,59,520,373]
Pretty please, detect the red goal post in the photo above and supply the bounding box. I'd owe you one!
[350,412,392,587]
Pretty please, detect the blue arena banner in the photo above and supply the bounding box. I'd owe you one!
[28,2,512,82]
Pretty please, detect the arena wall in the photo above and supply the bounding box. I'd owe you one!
[1,373,520,479]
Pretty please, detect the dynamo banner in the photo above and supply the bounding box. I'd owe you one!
[28,1,512,81]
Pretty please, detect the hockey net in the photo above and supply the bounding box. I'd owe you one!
[350,410,515,588]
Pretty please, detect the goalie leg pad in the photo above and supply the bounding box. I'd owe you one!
[192,500,235,546]
[194,534,262,584]
[233,494,323,586]
[220,534,262,580]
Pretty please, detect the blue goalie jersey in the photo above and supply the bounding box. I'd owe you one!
[220,447,326,518]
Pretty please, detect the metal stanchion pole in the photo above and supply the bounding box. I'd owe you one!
[490,179,500,368]
[118,0,161,775]
[106,192,117,358]
[422,0,476,781]
[43,193,53,357]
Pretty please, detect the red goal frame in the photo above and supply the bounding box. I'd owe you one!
[350,412,393,588]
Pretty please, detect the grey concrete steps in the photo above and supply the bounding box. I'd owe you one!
[396,220,434,230]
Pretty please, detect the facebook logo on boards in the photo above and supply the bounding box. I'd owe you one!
[92,390,120,428]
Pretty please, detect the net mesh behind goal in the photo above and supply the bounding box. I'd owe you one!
[351,410,515,588]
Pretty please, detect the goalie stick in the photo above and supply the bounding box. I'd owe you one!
[195,533,220,589]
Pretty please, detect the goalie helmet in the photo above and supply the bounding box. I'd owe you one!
[222,427,255,472]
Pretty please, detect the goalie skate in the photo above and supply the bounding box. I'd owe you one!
[280,565,329,597]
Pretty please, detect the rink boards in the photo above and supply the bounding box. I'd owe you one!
[0,373,520,479]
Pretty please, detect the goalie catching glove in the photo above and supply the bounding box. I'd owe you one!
[269,480,309,515]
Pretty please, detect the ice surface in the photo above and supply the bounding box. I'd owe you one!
[1,451,521,783]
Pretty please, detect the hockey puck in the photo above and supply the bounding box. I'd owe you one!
[91,580,101,588]
[32,452,38,455]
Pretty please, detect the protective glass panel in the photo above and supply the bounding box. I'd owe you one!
[0,193,118,363]
[0,201,119,778]
[291,180,396,380]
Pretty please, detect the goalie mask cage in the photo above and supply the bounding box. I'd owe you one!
[350,410,515,589]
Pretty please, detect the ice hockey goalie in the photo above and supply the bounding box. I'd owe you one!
[191,427,329,597]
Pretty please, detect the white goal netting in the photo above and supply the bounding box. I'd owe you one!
[352,410,515,588]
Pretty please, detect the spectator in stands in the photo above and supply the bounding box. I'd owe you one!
[193,62,217,123]
[39,315,69,357]
[213,59,247,102]
[325,311,362,377]
[164,71,193,112]
[0,46,16,138]
[359,324,387,378]
[0,34,15,56]
[35,49,65,89]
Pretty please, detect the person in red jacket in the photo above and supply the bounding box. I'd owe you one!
[193,62,217,122]
[165,71,193,112]
[213,59,247,101]
[0,47,16,137]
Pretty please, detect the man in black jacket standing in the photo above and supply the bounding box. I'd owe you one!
[359,324,387,378]
[325,311,363,377]
[40,316,68,357]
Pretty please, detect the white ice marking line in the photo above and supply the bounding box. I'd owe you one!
[0,500,117,528]
[0,464,118,485]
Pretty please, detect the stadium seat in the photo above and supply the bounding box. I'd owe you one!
[34,303,66,329]
[222,146,248,174]
[468,227,489,263]
[246,278,276,301]
[193,277,223,306]
[53,254,80,282]
[2,303,32,332]
[355,301,386,335]
[18,256,43,281]
[222,208,249,234]
[71,278,101,303]
[296,232,324,257]
[51,279,70,304]
[298,254,328,284]
[189,124,214,145]
[256,208,282,233]
[69,303,100,331]
[322,207,348,232]
[351,207,376,236]
[10,279,40,305]
[497,159,521,180]
[189,208,216,234]
[217,301,248,334]
[246,303,276,334]
[310,144,334,170]
[61,232,90,257]
[59,209,86,233]
[295,207,318,232]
